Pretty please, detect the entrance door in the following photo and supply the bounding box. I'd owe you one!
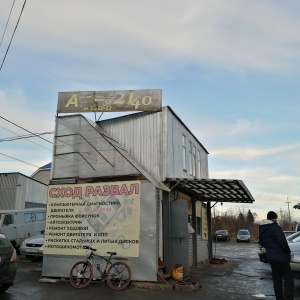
[170,200,189,276]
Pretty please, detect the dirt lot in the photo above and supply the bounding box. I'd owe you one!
[2,242,300,300]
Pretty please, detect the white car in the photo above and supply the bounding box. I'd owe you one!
[19,233,44,259]
[258,231,299,265]
[286,231,300,243]
[258,231,300,273]
[289,242,300,272]
[236,229,251,243]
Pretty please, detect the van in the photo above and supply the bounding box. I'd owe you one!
[0,208,46,248]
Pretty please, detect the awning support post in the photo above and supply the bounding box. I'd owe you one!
[207,201,213,260]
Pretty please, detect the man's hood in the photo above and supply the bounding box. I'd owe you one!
[260,219,274,225]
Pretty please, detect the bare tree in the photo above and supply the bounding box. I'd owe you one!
[212,207,259,240]
[278,210,294,230]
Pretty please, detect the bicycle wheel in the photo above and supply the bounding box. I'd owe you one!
[106,261,132,290]
[69,261,93,288]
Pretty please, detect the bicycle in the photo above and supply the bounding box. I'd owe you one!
[69,246,132,290]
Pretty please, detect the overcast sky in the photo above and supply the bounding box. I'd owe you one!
[1,1,300,221]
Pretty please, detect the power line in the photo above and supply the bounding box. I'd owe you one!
[0,131,54,142]
[0,0,27,71]
[0,152,40,168]
[0,125,52,151]
[0,115,52,144]
[0,0,16,49]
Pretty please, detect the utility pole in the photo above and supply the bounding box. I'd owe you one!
[285,197,291,229]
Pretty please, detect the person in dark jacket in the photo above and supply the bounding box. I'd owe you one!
[259,211,294,300]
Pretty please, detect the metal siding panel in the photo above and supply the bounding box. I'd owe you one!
[0,173,18,209]
[31,170,51,185]
[16,174,48,209]
[99,107,209,181]
[0,174,47,210]
[166,109,209,179]
[100,111,163,181]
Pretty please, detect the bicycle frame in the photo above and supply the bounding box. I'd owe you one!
[70,246,132,290]
[86,251,115,280]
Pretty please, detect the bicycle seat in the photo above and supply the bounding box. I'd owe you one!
[83,246,97,251]
[107,251,117,255]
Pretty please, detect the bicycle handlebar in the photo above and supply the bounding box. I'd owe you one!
[82,245,117,256]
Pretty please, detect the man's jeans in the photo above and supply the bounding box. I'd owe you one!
[270,262,294,300]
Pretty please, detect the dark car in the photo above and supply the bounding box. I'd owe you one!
[213,230,230,242]
[0,233,17,293]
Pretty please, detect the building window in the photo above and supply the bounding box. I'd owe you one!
[182,134,187,171]
[188,141,193,175]
[197,150,201,178]
[36,211,46,221]
[192,146,196,177]
[196,217,201,235]
[24,213,36,223]
[3,214,14,226]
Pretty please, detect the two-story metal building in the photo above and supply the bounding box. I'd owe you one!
[43,105,254,282]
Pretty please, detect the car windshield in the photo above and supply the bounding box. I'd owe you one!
[0,236,10,247]
[238,230,249,235]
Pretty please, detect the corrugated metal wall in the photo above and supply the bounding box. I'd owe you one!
[31,169,51,185]
[99,106,209,181]
[0,173,48,210]
[165,108,209,179]
[16,175,48,208]
[0,173,18,209]
[99,110,164,181]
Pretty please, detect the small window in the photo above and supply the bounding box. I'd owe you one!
[196,217,201,235]
[197,150,201,178]
[36,211,46,221]
[182,134,187,171]
[3,214,14,226]
[188,141,193,175]
[24,212,36,223]
[192,146,196,177]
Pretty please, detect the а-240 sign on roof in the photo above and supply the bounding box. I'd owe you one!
[57,89,162,113]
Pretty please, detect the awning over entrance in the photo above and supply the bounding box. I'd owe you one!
[165,178,255,203]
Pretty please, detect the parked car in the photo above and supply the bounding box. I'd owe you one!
[258,231,300,264]
[0,233,17,293]
[283,231,296,238]
[288,242,300,273]
[213,230,230,242]
[236,229,251,243]
[19,232,44,259]
[286,231,300,243]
